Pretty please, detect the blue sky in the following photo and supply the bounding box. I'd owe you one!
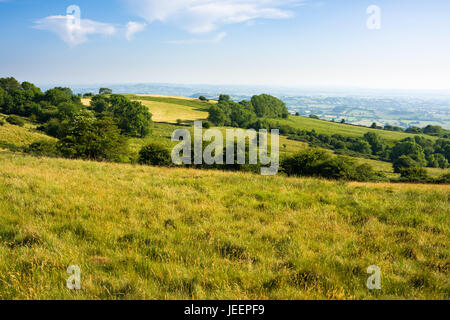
[1,0,450,90]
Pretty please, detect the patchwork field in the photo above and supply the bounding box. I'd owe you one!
[0,152,448,300]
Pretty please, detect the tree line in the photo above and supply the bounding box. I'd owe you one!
[208,94,289,128]
[0,77,152,162]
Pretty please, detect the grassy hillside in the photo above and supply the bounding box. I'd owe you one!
[128,95,210,124]
[271,116,437,145]
[0,114,56,150]
[0,151,448,300]
[79,96,448,178]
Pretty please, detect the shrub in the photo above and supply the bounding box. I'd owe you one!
[139,143,172,167]
[57,114,128,162]
[435,173,450,184]
[199,96,208,101]
[393,155,418,174]
[0,119,4,126]
[281,148,376,181]
[316,156,357,180]
[26,141,59,157]
[6,115,25,127]
[282,149,330,177]
[399,167,429,182]
[203,121,212,129]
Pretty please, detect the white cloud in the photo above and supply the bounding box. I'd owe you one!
[125,0,304,34]
[33,15,116,46]
[125,21,147,40]
[167,32,227,45]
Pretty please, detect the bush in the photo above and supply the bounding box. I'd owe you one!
[281,148,376,181]
[435,173,450,184]
[393,155,418,173]
[6,115,25,127]
[139,143,172,167]
[0,119,4,126]
[26,140,59,157]
[282,149,330,177]
[203,121,212,129]
[199,96,208,101]
[57,114,128,162]
[399,167,429,182]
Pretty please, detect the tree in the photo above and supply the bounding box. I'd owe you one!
[110,95,153,137]
[391,140,427,167]
[99,88,113,95]
[90,95,109,114]
[364,132,387,155]
[219,94,230,102]
[21,82,43,101]
[434,139,450,162]
[250,94,289,118]
[208,105,227,126]
[44,88,74,105]
[198,96,208,101]
[405,126,422,134]
[393,155,417,174]
[422,125,444,137]
[6,115,25,127]
[351,139,372,154]
[282,148,330,177]
[58,113,128,162]
[0,77,21,91]
[0,87,5,107]
[428,153,448,169]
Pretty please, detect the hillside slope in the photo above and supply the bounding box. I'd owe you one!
[0,115,56,150]
[270,116,438,145]
[0,151,448,299]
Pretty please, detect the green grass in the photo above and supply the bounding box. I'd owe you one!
[270,116,438,145]
[0,151,448,300]
[0,114,56,150]
[128,95,211,124]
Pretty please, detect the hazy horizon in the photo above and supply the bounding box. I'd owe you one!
[1,0,450,91]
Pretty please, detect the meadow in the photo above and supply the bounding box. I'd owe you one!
[0,114,56,150]
[0,151,448,299]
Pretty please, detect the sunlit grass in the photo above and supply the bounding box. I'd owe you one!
[0,152,448,300]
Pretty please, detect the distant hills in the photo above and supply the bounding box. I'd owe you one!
[38,83,450,130]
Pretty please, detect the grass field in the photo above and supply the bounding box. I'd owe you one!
[128,95,211,124]
[0,151,448,300]
[271,116,437,146]
[0,114,56,149]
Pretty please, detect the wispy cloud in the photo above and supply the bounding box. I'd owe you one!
[167,32,227,45]
[33,15,116,46]
[125,21,147,40]
[125,0,304,34]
